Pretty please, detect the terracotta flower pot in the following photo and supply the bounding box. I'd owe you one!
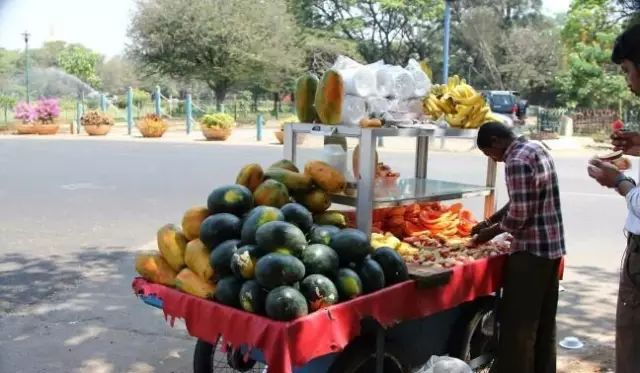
[15,123,37,135]
[83,124,112,136]
[35,122,60,135]
[202,127,232,141]
[137,123,168,138]
[275,130,306,145]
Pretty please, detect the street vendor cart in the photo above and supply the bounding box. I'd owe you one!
[133,123,507,373]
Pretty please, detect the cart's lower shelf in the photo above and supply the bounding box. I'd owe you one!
[332,178,493,207]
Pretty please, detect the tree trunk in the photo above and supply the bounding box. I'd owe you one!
[272,92,279,119]
[4,107,7,124]
[215,88,227,112]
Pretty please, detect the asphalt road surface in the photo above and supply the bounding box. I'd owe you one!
[0,136,626,372]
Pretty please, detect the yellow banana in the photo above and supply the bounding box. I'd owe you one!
[456,93,484,106]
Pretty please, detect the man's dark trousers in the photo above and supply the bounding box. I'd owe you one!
[493,251,561,373]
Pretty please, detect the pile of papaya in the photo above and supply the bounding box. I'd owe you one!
[135,158,409,322]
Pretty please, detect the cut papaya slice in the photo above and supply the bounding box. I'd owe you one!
[447,203,463,214]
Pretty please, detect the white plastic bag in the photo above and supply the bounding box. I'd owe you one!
[341,95,367,126]
[366,97,391,116]
[388,66,415,99]
[333,55,377,97]
[406,58,432,98]
[414,356,472,373]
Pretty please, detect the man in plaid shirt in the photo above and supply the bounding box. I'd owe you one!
[472,122,565,373]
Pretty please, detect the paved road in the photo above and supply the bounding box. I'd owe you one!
[0,136,627,372]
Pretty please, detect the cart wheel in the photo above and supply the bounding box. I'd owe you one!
[193,338,267,373]
[328,337,406,373]
[459,304,496,373]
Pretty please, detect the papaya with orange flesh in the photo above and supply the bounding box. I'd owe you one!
[314,70,344,125]
[295,73,320,123]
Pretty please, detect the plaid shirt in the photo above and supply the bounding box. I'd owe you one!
[499,138,566,259]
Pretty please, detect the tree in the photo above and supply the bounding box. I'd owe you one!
[57,44,102,89]
[128,0,303,111]
[293,0,444,65]
[0,95,16,123]
[98,56,139,94]
[32,41,67,68]
[555,0,632,108]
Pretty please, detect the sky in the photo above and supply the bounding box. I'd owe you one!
[0,0,573,57]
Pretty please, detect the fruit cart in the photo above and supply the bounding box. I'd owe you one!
[133,122,509,373]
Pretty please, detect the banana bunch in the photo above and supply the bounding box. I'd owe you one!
[423,75,501,129]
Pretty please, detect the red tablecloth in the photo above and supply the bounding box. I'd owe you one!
[132,255,510,373]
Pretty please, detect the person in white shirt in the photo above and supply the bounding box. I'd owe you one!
[587,23,640,373]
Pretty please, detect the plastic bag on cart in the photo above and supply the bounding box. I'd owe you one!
[414,356,472,373]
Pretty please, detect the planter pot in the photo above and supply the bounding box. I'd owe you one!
[202,127,232,141]
[83,124,112,136]
[137,123,168,138]
[275,130,306,145]
[15,123,37,135]
[35,122,59,135]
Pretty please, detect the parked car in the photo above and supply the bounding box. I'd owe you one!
[482,90,528,123]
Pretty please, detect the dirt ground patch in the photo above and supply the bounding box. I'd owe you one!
[558,343,615,373]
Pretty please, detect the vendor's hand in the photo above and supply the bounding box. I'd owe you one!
[471,220,491,236]
[587,158,623,188]
[472,226,500,245]
[612,131,640,156]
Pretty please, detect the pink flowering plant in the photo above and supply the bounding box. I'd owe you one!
[14,102,37,123]
[34,98,60,123]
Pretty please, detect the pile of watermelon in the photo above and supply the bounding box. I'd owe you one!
[201,182,409,321]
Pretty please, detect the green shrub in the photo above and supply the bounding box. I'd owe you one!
[201,113,235,129]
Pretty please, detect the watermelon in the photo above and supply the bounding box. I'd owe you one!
[300,244,339,277]
[265,286,309,321]
[371,247,409,285]
[215,276,244,308]
[199,213,241,250]
[255,221,307,256]
[330,228,371,265]
[239,280,268,314]
[300,274,339,311]
[357,257,386,294]
[280,203,314,233]
[207,184,254,217]
[210,239,240,278]
[335,268,363,301]
[230,245,259,280]
[308,225,340,246]
[240,206,284,244]
[255,253,306,290]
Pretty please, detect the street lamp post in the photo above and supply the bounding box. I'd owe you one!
[22,31,30,104]
[442,0,453,83]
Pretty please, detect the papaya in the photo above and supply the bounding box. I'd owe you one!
[297,188,331,213]
[157,224,188,272]
[269,159,299,173]
[135,251,177,286]
[315,69,344,125]
[295,73,319,123]
[181,206,210,241]
[175,268,216,299]
[253,179,290,208]
[236,163,264,192]
[352,145,379,179]
[304,160,346,193]
[185,239,214,282]
[264,168,312,192]
[314,211,347,228]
